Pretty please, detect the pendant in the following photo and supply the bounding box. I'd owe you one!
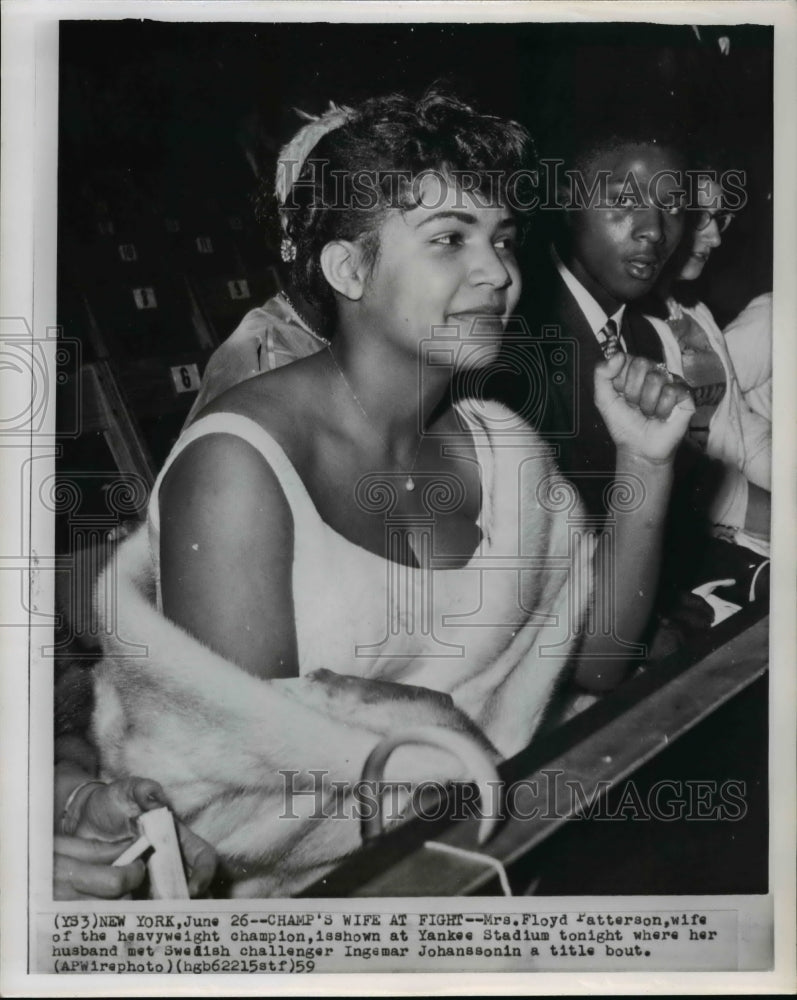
[405,476,415,492]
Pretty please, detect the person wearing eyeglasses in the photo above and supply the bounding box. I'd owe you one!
[643,174,771,551]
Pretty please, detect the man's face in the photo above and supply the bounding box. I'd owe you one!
[563,142,686,314]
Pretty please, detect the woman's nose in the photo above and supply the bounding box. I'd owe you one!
[703,219,722,247]
[471,245,513,288]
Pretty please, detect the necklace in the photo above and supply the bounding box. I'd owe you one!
[279,289,330,346]
[326,347,424,492]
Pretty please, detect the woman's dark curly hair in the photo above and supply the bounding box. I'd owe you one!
[275,89,537,319]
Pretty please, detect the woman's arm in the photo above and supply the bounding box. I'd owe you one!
[574,452,674,691]
[159,432,299,679]
[574,354,694,692]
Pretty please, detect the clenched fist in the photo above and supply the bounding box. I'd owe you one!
[595,352,695,465]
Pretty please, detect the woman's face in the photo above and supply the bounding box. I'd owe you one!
[357,175,521,367]
[678,179,724,282]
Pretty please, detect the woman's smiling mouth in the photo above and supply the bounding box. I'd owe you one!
[447,307,507,332]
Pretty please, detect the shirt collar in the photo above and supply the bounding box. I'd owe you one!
[551,245,626,337]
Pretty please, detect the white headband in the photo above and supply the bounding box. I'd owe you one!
[275,101,354,234]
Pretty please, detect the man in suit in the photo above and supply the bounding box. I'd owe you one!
[491,125,759,645]
[495,131,688,519]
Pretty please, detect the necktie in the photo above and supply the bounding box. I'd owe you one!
[597,318,621,358]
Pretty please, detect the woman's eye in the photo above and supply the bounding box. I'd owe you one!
[663,204,685,217]
[494,235,516,251]
[431,233,463,246]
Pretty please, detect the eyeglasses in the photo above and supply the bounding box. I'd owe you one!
[695,209,735,233]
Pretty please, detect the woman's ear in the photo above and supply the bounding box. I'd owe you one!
[320,240,366,301]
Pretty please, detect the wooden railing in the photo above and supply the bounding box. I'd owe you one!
[299,602,769,897]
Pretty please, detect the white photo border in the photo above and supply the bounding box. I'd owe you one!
[1,1,795,995]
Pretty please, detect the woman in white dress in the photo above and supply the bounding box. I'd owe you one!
[86,90,693,896]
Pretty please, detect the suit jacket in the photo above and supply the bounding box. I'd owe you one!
[490,257,664,519]
[481,256,760,620]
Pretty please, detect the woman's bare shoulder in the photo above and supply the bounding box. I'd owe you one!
[158,430,293,534]
[159,358,329,529]
[191,356,322,457]
[157,403,300,679]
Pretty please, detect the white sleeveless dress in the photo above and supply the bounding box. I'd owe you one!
[146,399,588,755]
[92,398,591,894]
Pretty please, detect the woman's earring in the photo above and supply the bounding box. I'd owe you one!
[280,237,297,263]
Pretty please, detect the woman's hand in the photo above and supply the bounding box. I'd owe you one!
[56,776,217,899]
[73,776,168,841]
[594,352,694,465]
[54,835,146,900]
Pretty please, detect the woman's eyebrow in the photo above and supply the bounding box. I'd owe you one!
[415,210,478,228]
[415,210,517,230]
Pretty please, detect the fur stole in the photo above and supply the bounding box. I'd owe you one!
[91,416,591,897]
[92,529,510,896]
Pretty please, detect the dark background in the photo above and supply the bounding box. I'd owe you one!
[54,17,774,576]
[55,19,772,896]
[59,19,773,328]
